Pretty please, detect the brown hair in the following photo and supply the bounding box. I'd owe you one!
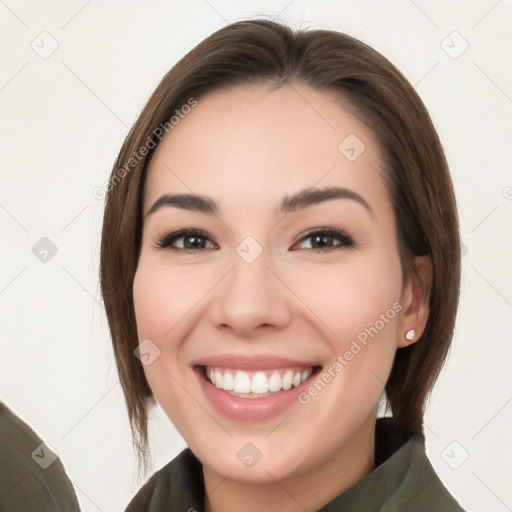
[100,19,460,469]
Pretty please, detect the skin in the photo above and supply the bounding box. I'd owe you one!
[133,83,431,512]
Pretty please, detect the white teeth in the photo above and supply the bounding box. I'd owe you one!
[282,370,293,390]
[206,367,314,395]
[251,372,268,394]
[222,371,234,391]
[268,371,282,392]
[213,370,223,389]
[233,371,251,394]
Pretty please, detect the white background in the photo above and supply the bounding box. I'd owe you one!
[0,1,511,511]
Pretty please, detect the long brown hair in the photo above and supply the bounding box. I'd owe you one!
[100,19,460,470]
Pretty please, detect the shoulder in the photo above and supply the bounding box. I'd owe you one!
[377,417,465,511]
[0,402,80,512]
[319,418,465,511]
[381,437,466,511]
[125,448,204,512]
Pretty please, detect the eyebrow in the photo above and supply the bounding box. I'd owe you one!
[145,186,373,218]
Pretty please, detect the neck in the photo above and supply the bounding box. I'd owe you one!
[203,415,376,512]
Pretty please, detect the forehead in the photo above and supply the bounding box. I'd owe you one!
[143,83,389,216]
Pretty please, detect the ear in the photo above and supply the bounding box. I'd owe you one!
[397,255,433,348]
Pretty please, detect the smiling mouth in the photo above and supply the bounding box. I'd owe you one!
[199,365,321,398]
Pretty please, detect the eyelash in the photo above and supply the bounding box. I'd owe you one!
[153,225,355,253]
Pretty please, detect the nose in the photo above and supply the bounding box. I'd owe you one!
[208,247,292,337]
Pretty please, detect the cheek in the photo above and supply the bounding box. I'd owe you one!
[288,254,403,348]
[132,265,186,389]
[133,269,168,340]
[286,253,403,410]
[132,263,201,432]
[132,260,223,396]
[290,259,402,427]
[133,262,209,339]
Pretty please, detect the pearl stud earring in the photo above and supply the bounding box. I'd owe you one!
[405,329,415,342]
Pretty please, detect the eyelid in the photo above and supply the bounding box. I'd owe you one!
[153,225,355,252]
[153,228,217,251]
[291,226,355,251]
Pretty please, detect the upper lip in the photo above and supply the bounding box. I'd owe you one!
[191,354,321,371]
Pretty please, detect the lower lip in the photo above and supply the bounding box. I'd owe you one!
[195,367,317,422]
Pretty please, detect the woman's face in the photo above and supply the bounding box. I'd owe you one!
[133,83,425,484]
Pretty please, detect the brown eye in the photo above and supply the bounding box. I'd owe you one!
[293,229,354,251]
[156,229,217,251]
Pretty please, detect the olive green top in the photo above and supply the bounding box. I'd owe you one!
[0,402,80,512]
[125,417,465,511]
